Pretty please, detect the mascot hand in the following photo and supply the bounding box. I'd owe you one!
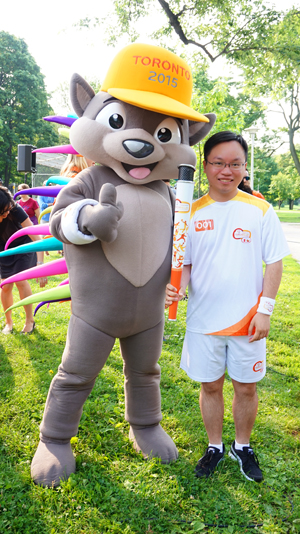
[79,183,124,243]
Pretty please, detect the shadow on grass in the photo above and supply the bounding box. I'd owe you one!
[0,438,50,534]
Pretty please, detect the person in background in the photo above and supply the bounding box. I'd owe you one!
[17,183,40,224]
[38,181,54,223]
[60,154,94,179]
[0,186,47,334]
[238,171,265,199]
[165,131,289,483]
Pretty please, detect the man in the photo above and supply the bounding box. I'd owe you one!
[165,131,289,482]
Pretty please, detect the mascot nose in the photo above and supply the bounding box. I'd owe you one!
[123,139,154,159]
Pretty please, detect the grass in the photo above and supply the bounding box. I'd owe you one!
[0,253,299,533]
[274,208,300,223]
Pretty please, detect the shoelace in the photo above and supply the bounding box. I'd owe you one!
[242,448,260,470]
[197,448,216,471]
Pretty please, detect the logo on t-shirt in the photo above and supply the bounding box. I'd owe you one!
[195,219,214,232]
[253,361,264,373]
[233,228,251,243]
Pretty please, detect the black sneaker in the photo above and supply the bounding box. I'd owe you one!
[195,445,225,478]
[229,442,263,482]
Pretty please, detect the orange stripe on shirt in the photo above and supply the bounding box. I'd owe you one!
[190,195,215,219]
[233,191,269,216]
[208,293,262,336]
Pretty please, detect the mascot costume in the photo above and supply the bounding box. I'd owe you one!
[28,43,216,487]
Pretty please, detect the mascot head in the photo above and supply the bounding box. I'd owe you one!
[69,43,216,185]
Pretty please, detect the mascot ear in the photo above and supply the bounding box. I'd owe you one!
[70,74,96,117]
[189,113,216,146]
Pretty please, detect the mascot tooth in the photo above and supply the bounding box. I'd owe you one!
[31,43,216,487]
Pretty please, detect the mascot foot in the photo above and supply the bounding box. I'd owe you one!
[129,424,178,463]
[31,439,76,487]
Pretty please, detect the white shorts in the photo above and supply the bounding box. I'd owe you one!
[180,331,266,383]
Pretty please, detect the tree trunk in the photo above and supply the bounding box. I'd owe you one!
[4,163,9,188]
[289,199,294,210]
[278,200,282,209]
[289,130,300,176]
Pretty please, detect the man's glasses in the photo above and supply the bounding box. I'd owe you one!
[207,161,246,170]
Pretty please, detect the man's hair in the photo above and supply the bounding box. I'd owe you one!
[0,185,15,215]
[204,131,248,161]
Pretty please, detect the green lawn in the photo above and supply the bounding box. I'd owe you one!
[0,254,299,533]
[274,208,300,223]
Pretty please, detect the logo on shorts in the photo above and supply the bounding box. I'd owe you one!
[195,219,214,232]
[253,361,264,373]
[233,228,251,243]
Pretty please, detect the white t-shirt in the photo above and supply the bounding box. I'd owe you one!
[184,191,290,335]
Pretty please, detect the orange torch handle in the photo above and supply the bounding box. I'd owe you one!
[168,268,183,321]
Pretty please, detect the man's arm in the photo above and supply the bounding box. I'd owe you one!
[248,259,283,343]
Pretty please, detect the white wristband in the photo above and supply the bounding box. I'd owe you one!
[61,199,98,245]
[257,296,275,315]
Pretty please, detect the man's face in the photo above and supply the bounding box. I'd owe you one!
[203,141,247,202]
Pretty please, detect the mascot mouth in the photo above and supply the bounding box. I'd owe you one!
[122,162,158,180]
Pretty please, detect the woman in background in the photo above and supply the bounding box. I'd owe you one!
[0,186,46,334]
[60,154,94,179]
[17,183,40,224]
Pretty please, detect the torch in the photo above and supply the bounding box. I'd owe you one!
[169,164,195,321]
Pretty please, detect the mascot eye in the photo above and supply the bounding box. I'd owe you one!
[157,128,172,142]
[154,118,181,145]
[109,113,124,129]
[96,102,126,130]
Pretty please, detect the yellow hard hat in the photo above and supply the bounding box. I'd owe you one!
[101,43,209,123]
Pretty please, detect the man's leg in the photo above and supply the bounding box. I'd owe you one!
[199,375,225,444]
[231,379,258,443]
[180,333,227,478]
[195,375,226,478]
[229,379,263,482]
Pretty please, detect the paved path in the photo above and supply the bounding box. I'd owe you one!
[281,222,300,263]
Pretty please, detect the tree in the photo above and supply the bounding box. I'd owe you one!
[268,147,300,208]
[0,32,58,186]
[240,9,300,175]
[248,131,283,200]
[276,83,300,176]
[268,171,300,209]
[79,1,292,64]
